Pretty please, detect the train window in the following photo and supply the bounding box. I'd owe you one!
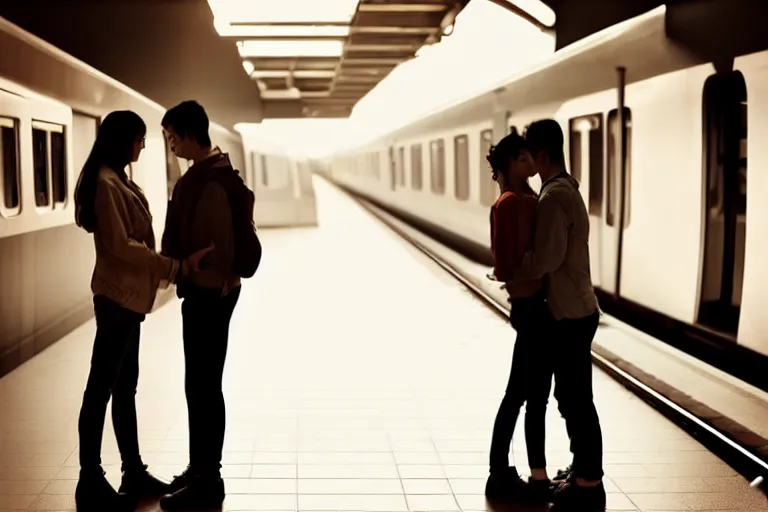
[454,134,470,201]
[429,139,445,195]
[739,100,747,216]
[397,147,405,186]
[30,121,67,208]
[479,129,496,207]
[568,114,603,216]
[411,144,423,190]
[249,151,258,188]
[72,113,98,185]
[164,137,182,199]
[32,126,49,206]
[569,130,583,182]
[366,153,372,179]
[51,130,66,204]
[261,154,268,186]
[388,146,397,190]
[606,108,632,227]
[0,117,20,212]
[698,71,748,335]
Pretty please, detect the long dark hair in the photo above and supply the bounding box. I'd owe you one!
[75,110,147,233]
[486,132,537,196]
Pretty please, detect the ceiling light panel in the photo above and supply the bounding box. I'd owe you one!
[237,40,345,58]
[216,24,351,38]
[209,0,361,24]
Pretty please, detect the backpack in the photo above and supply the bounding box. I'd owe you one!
[190,167,263,278]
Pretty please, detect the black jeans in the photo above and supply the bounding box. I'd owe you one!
[181,284,241,475]
[552,311,603,481]
[78,295,146,472]
[489,297,554,472]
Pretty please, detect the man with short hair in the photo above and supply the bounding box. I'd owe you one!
[508,119,605,511]
[159,100,241,511]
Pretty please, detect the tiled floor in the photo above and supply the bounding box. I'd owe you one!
[1,177,766,511]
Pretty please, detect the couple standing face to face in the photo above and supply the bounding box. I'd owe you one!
[491,135,545,193]
[129,125,195,164]
[492,125,562,193]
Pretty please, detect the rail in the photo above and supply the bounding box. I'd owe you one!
[325,176,768,499]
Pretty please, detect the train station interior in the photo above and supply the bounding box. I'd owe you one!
[1,1,768,511]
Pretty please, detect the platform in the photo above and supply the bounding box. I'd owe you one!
[0,177,765,512]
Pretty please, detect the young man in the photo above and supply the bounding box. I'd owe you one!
[159,100,241,511]
[508,119,605,512]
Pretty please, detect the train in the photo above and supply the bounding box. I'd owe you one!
[0,16,298,377]
[324,5,768,384]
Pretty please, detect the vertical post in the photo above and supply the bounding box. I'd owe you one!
[615,66,627,299]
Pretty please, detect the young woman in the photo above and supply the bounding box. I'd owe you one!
[73,110,211,511]
[485,132,554,504]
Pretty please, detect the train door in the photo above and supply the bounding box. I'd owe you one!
[602,107,632,295]
[567,114,605,288]
[697,71,748,336]
[388,146,396,191]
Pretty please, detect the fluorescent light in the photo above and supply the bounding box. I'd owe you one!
[260,88,302,100]
[208,0,360,24]
[237,40,345,58]
[215,24,351,38]
[252,70,336,79]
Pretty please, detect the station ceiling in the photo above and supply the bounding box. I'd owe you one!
[0,0,472,126]
[211,0,472,119]
[1,0,735,128]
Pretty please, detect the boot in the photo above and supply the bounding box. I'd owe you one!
[118,464,171,500]
[160,473,225,511]
[75,468,137,512]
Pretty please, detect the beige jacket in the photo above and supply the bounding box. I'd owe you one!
[513,172,599,320]
[90,167,179,314]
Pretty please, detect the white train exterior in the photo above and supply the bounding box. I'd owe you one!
[325,6,768,379]
[0,16,295,376]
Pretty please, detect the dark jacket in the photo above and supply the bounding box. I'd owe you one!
[161,149,240,297]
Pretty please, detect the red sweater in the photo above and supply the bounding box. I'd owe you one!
[490,190,539,291]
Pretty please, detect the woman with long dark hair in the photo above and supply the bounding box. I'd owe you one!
[485,132,554,504]
[73,110,211,511]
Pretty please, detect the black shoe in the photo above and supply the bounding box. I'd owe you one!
[165,465,198,495]
[484,467,528,502]
[118,464,171,500]
[160,476,225,511]
[525,477,554,503]
[551,480,606,512]
[75,468,137,512]
[553,464,572,482]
